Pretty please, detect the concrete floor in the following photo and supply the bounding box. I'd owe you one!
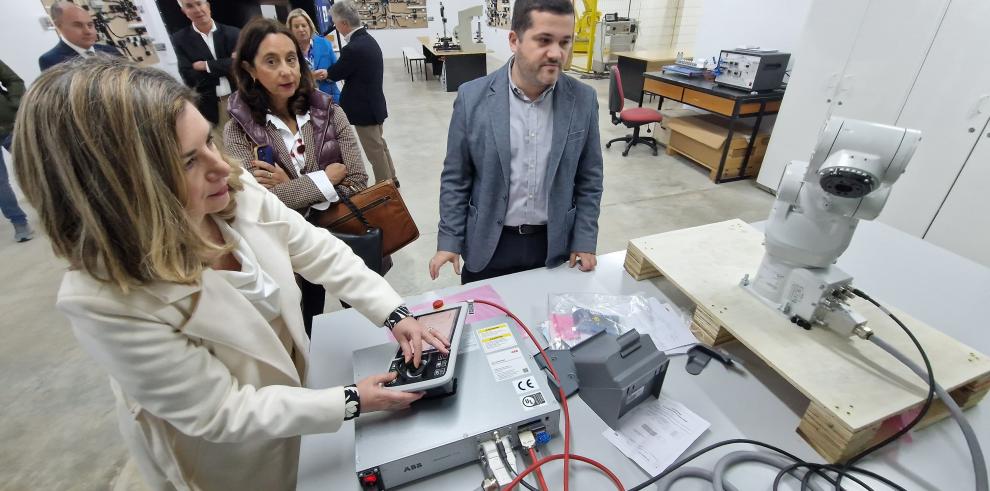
[0,59,773,490]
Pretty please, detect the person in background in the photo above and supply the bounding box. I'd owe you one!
[287,8,341,104]
[327,0,398,185]
[223,18,370,336]
[13,57,447,491]
[0,59,33,242]
[171,0,240,140]
[429,0,604,283]
[39,1,121,71]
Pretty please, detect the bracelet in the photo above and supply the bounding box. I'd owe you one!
[343,384,361,421]
[383,304,412,330]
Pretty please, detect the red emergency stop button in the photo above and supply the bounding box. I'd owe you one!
[432,299,444,309]
[360,474,378,486]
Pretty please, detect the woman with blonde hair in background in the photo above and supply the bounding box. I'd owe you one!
[13,57,446,490]
[286,8,341,102]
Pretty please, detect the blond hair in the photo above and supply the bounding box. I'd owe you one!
[13,58,243,291]
[286,8,318,36]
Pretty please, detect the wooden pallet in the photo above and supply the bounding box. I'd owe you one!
[624,219,990,463]
[666,144,763,181]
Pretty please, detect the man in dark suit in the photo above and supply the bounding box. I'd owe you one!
[429,0,603,284]
[171,0,239,133]
[326,0,397,185]
[39,1,121,71]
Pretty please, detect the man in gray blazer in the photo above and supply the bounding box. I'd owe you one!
[429,0,603,284]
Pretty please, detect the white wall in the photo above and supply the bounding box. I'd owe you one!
[0,2,61,87]
[693,0,812,61]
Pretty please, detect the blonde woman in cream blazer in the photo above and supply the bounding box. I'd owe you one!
[14,59,447,490]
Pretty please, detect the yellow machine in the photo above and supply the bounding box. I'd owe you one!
[568,0,600,73]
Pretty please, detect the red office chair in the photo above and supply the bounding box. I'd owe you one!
[606,66,663,156]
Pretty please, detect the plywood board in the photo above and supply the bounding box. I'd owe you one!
[628,219,990,434]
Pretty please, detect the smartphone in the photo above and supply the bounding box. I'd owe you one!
[254,145,274,164]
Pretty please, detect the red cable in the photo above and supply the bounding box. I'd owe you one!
[473,300,621,491]
[507,453,624,490]
[528,447,549,491]
[471,299,572,490]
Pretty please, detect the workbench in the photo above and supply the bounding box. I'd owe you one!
[642,72,784,183]
[417,36,488,92]
[297,220,989,490]
[613,50,680,104]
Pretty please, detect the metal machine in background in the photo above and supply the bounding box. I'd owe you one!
[715,49,790,92]
[741,117,922,338]
[454,5,485,52]
[433,2,460,51]
[352,316,561,490]
[591,15,638,73]
[568,0,601,73]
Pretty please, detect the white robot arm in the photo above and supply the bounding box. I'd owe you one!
[741,117,922,337]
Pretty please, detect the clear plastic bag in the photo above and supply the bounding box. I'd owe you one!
[542,292,696,352]
[543,293,653,349]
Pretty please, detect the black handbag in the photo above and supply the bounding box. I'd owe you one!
[328,191,384,275]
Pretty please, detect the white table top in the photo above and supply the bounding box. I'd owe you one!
[298,220,990,490]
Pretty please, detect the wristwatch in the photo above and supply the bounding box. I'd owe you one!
[383,304,412,330]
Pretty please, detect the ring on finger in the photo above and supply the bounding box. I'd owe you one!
[267,170,273,178]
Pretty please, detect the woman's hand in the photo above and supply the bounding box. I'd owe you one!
[356,373,424,412]
[393,317,450,368]
[313,69,328,81]
[250,160,289,188]
[324,163,348,185]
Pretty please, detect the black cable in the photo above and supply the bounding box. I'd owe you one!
[496,440,540,491]
[835,289,936,490]
[770,462,875,491]
[822,464,908,491]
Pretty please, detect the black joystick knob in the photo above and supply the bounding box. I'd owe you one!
[404,359,428,378]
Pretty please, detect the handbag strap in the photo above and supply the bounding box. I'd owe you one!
[336,191,375,231]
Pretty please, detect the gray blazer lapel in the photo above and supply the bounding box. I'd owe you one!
[489,67,512,190]
[546,77,575,185]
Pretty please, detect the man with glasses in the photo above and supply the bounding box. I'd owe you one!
[171,0,240,135]
[39,1,122,71]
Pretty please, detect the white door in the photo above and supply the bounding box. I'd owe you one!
[830,0,949,122]
[756,0,868,190]
[880,0,990,237]
[923,126,990,267]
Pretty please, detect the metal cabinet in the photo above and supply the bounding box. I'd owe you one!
[758,0,948,192]
[880,0,990,238]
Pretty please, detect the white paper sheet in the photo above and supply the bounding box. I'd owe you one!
[602,395,710,477]
[644,297,697,354]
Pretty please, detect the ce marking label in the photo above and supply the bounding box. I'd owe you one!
[513,375,539,394]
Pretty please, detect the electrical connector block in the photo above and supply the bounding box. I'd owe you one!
[518,430,536,449]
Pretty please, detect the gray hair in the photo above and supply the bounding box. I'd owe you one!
[49,1,80,26]
[331,1,361,28]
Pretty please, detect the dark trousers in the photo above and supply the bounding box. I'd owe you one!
[461,227,548,284]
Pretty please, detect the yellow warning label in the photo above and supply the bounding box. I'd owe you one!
[476,323,516,353]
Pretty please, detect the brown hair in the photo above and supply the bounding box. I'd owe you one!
[232,17,315,124]
[12,57,243,291]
